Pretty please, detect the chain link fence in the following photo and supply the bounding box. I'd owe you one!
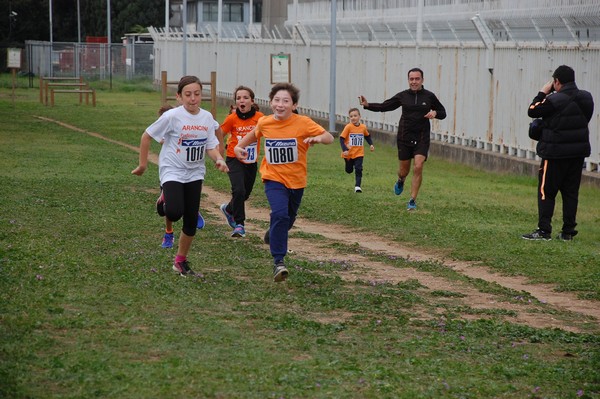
[19,40,154,87]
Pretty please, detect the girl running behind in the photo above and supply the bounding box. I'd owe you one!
[219,86,265,238]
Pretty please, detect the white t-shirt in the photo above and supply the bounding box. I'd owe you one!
[146,106,220,184]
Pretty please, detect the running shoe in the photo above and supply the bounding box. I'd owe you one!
[394,180,404,195]
[197,212,205,229]
[407,198,417,211]
[556,232,573,241]
[355,186,362,193]
[231,224,246,238]
[220,203,236,228]
[273,261,289,282]
[521,229,551,240]
[161,232,174,248]
[173,260,195,277]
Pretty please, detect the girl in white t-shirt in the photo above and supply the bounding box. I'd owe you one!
[132,76,229,276]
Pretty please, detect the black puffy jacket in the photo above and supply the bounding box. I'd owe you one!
[528,82,594,159]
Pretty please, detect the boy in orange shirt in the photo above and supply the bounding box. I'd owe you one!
[234,83,334,282]
[340,107,374,193]
[219,86,264,238]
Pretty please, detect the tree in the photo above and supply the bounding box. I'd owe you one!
[0,0,166,45]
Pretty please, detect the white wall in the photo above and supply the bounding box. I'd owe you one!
[151,36,600,172]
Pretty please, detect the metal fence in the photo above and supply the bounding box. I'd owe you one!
[148,35,600,174]
[15,0,600,174]
[23,41,155,83]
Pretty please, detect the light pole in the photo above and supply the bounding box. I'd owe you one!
[49,0,53,76]
[329,0,337,133]
[107,0,112,88]
[77,0,81,44]
[49,0,53,44]
[182,0,187,75]
[9,10,17,42]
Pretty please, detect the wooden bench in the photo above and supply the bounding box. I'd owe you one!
[45,82,91,105]
[40,76,83,104]
[50,88,96,107]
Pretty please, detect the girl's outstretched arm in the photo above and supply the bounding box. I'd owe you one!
[131,132,153,176]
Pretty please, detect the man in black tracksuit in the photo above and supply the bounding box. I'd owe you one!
[523,65,594,241]
[359,67,446,211]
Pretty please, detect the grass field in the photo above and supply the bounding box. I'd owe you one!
[1,76,599,398]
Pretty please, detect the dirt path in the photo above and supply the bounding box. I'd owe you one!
[38,116,600,333]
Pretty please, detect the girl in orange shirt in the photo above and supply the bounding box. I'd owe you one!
[234,83,334,282]
[219,86,264,238]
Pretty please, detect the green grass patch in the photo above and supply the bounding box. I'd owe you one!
[1,80,599,398]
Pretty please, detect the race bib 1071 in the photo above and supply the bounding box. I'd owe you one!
[349,133,364,147]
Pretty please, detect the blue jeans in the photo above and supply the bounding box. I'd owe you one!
[264,180,304,264]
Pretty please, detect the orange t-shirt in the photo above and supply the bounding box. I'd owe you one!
[340,122,370,159]
[254,114,325,189]
[221,111,264,163]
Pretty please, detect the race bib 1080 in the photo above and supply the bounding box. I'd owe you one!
[264,138,298,165]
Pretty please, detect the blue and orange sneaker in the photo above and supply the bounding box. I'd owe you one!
[161,232,174,248]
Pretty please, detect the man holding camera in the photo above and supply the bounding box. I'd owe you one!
[522,65,594,241]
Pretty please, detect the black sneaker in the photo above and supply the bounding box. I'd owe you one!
[156,190,166,217]
[173,260,195,277]
[264,230,270,244]
[556,232,574,241]
[273,261,288,282]
[522,229,551,241]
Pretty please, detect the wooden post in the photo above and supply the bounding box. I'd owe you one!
[79,77,84,104]
[210,71,217,119]
[11,68,16,107]
[161,70,167,104]
[39,76,44,103]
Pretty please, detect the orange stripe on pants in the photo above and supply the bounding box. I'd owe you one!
[540,159,548,200]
